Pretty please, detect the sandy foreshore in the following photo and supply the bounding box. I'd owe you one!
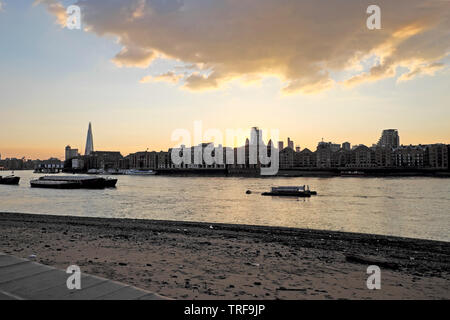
[0,212,449,299]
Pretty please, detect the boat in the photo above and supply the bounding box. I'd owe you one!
[31,179,81,189]
[104,177,118,188]
[0,175,20,185]
[33,168,61,174]
[340,170,365,177]
[34,176,117,189]
[105,168,124,175]
[125,169,156,176]
[261,185,317,197]
[87,169,105,175]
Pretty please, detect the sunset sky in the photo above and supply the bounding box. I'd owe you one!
[0,0,449,159]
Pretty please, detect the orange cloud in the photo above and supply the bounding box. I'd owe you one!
[344,19,448,87]
[140,71,184,84]
[398,62,446,82]
[34,0,67,27]
[38,0,450,94]
[112,45,156,68]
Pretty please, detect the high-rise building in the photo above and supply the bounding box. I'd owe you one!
[65,145,79,161]
[250,127,263,147]
[287,137,294,149]
[342,142,351,151]
[278,141,284,150]
[85,122,94,155]
[377,129,400,148]
[317,141,340,152]
[295,145,301,152]
[426,144,449,169]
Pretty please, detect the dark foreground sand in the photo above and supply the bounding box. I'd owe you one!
[0,212,449,299]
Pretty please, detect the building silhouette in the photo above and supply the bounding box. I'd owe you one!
[342,142,351,151]
[85,122,94,156]
[378,129,400,148]
[278,141,284,150]
[65,145,79,161]
[287,137,294,149]
[57,126,449,173]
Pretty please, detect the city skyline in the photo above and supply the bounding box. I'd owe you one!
[1,123,448,161]
[1,1,449,303]
[1,0,449,159]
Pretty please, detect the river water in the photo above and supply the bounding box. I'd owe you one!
[1,171,449,241]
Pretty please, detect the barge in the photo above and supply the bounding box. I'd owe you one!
[261,185,317,197]
[125,169,156,176]
[0,175,20,185]
[340,170,365,177]
[30,176,117,189]
[30,180,81,189]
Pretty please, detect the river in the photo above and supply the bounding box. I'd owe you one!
[1,171,449,241]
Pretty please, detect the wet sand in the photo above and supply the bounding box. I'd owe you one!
[0,212,449,299]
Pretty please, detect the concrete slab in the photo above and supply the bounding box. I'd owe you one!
[0,262,53,283]
[61,280,126,300]
[0,255,28,268]
[0,290,21,300]
[0,254,169,300]
[31,275,107,300]
[0,269,67,296]
[95,286,149,300]
[138,293,168,300]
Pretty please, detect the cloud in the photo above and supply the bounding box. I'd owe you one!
[0,1,4,12]
[398,62,446,82]
[140,71,184,84]
[112,46,156,68]
[343,22,449,87]
[38,0,450,94]
[34,0,67,27]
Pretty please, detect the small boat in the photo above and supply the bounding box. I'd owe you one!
[0,175,20,185]
[261,185,317,197]
[31,179,81,189]
[87,169,105,175]
[125,169,156,176]
[104,177,118,188]
[36,176,117,189]
[340,170,365,177]
[105,169,124,175]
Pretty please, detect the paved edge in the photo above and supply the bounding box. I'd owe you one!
[0,252,170,300]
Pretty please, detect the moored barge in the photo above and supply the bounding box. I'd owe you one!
[30,176,117,189]
[30,180,81,189]
[0,176,20,185]
[261,185,317,197]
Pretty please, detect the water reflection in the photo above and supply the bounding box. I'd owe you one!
[0,171,449,241]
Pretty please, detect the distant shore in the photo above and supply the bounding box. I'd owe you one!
[2,168,450,178]
[1,212,448,299]
[155,168,450,177]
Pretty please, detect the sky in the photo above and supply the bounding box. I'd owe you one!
[0,0,449,160]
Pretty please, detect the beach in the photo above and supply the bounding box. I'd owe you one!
[0,212,449,299]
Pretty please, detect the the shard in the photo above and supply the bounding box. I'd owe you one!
[85,122,94,155]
